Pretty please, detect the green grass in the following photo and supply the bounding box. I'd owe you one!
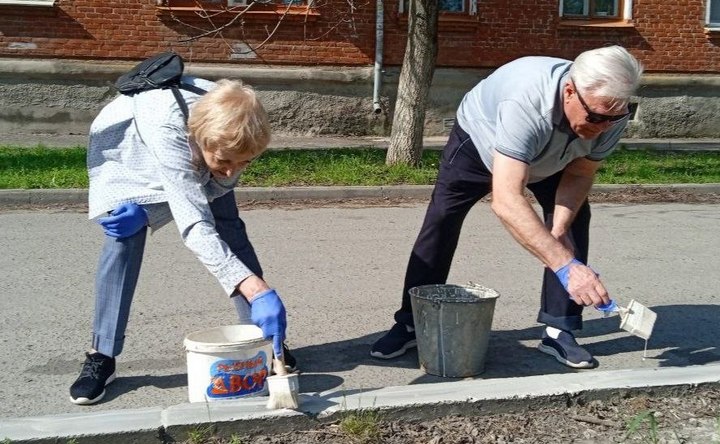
[625,410,660,444]
[597,148,720,184]
[2,145,720,189]
[339,408,382,444]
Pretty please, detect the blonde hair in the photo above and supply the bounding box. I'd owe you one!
[188,79,270,157]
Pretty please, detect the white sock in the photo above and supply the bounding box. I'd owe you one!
[545,326,562,339]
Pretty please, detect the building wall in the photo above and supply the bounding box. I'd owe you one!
[1,1,719,139]
[1,59,719,139]
[0,1,719,72]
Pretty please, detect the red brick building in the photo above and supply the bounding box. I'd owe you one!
[1,0,719,139]
[1,0,719,72]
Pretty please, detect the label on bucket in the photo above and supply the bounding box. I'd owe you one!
[206,350,269,399]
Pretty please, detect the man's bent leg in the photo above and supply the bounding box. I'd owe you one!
[395,125,492,326]
[529,175,595,368]
[372,123,490,359]
[536,202,590,331]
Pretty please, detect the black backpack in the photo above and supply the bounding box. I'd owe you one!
[114,52,207,123]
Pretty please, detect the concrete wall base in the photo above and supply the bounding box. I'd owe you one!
[2,58,720,139]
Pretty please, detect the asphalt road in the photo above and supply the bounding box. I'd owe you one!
[1,202,719,419]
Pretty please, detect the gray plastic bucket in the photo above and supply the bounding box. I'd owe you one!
[409,284,500,378]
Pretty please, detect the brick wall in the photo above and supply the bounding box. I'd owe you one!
[0,0,718,72]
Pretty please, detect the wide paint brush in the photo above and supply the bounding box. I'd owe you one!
[266,354,299,410]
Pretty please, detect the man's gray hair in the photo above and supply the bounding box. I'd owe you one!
[569,45,643,104]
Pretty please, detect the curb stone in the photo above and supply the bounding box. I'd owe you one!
[2,183,720,207]
[1,364,718,444]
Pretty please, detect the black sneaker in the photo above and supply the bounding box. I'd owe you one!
[538,329,596,369]
[370,323,417,359]
[69,352,117,405]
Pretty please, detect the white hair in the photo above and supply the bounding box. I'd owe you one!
[568,45,643,106]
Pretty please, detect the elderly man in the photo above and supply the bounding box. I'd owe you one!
[371,45,643,369]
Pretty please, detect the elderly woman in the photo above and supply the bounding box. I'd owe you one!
[71,76,293,405]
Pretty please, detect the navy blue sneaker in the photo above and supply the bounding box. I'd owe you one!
[538,328,596,369]
[69,352,116,405]
[370,323,417,359]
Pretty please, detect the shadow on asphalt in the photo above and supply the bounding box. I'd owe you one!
[587,304,720,367]
[103,373,188,403]
[293,304,720,393]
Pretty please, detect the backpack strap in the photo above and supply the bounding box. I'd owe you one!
[170,83,208,124]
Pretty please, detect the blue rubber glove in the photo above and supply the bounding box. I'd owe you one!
[556,259,616,311]
[249,289,287,357]
[554,258,584,291]
[595,299,618,313]
[97,202,148,239]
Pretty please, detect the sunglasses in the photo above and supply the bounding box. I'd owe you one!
[573,83,630,124]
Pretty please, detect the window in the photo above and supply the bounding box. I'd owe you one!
[440,0,464,13]
[0,0,55,5]
[560,0,630,19]
[708,0,720,28]
[399,0,477,15]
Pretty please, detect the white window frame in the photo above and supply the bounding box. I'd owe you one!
[399,0,477,16]
[707,0,720,29]
[0,0,55,5]
[559,0,632,20]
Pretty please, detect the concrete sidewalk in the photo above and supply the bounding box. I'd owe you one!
[2,131,720,151]
[1,202,720,443]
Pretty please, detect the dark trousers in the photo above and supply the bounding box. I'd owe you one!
[394,124,589,331]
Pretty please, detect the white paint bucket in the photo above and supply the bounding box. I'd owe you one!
[184,325,272,403]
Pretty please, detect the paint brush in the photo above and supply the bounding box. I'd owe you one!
[266,355,299,410]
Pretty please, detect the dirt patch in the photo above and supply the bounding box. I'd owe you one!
[239,188,720,209]
[187,385,720,444]
[2,188,720,214]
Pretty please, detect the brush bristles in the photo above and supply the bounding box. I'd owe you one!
[266,373,299,410]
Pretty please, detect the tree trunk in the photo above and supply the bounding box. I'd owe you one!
[385,0,439,166]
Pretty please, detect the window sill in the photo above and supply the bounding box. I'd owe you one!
[559,19,635,28]
[705,27,720,33]
[156,5,320,20]
[397,13,480,31]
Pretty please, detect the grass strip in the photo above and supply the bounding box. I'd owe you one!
[1,146,720,189]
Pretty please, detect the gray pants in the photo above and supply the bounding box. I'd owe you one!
[91,192,262,357]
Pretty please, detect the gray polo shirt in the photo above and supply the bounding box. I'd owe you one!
[456,56,627,183]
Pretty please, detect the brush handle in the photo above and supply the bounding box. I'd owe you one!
[273,357,288,377]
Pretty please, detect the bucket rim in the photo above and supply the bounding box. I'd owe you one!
[183,324,270,352]
[409,283,500,302]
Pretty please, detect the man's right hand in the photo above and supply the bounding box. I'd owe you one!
[554,259,610,307]
[249,289,287,357]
